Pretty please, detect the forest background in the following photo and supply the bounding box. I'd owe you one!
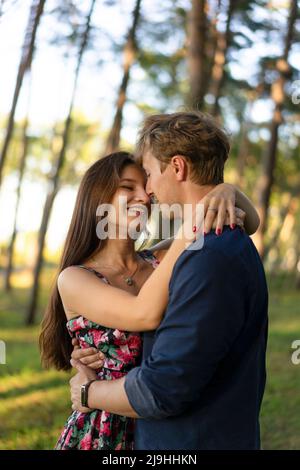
[0,0,299,449]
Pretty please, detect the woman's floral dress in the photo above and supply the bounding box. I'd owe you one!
[55,249,159,450]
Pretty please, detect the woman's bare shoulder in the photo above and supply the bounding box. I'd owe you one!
[57,265,98,294]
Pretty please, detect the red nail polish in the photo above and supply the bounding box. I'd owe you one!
[216,228,222,236]
[230,224,236,230]
[192,225,197,233]
[203,231,207,236]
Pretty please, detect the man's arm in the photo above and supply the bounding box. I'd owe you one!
[71,243,246,419]
[124,245,247,419]
[69,360,140,417]
[88,377,139,418]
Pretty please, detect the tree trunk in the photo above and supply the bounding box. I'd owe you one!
[0,0,46,187]
[104,0,142,155]
[235,128,249,188]
[234,100,254,188]
[264,193,298,259]
[25,0,96,325]
[254,0,297,258]
[278,199,300,287]
[187,0,207,109]
[205,0,222,93]
[4,72,33,291]
[209,0,234,117]
[4,115,30,291]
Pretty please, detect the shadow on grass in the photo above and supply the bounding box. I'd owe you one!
[0,375,69,400]
[0,385,70,450]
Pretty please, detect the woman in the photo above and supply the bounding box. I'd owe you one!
[39,151,259,450]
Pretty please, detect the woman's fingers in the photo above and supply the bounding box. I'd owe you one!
[204,197,219,233]
[227,200,237,228]
[204,210,216,233]
[202,197,211,217]
[235,208,245,230]
[215,200,226,235]
[235,207,246,222]
[202,194,240,235]
[236,217,245,230]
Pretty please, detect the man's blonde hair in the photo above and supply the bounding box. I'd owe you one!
[136,111,230,185]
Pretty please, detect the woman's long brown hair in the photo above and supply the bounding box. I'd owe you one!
[39,152,138,371]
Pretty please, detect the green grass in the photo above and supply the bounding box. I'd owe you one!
[0,268,71,450]
[260,275,300,449]
[0,270,299,449]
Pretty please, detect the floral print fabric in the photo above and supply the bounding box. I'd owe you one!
[55,249,159,450]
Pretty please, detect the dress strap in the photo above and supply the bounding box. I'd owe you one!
[76,252,159,281]
[138,249,160,268]
[76,265,109,283]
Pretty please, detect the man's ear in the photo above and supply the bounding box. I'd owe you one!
[170,155,189,181]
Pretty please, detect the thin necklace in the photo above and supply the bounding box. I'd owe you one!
[90,256,140,286]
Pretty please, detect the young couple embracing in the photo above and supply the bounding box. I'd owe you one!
[40,111,268,450]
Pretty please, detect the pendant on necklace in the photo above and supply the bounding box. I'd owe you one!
[125,277,134,286]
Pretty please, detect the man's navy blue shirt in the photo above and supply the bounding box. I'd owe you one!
[125,227,268,450]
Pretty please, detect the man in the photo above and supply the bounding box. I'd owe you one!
[70,111,268,450]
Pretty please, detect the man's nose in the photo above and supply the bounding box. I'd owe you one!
[146,180,154,198]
